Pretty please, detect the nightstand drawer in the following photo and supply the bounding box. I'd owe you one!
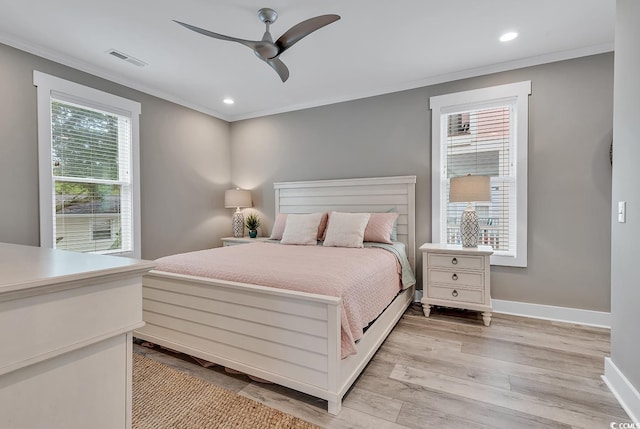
[428,253,484,270]
[428,285,484,304]
[428,269,484,288]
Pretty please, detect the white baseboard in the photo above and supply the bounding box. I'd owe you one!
[603,357,640,424]
[492,299,611,328]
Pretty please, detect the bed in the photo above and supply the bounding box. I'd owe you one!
[133,175,417,414]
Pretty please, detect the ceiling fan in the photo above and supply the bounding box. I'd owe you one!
[174,8,340,82]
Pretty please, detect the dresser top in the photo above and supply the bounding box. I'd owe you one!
[0,242,155,295]
[419,243,493,256]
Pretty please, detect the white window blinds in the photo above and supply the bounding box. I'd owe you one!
[443,105,515,253]
[51,99,133,254]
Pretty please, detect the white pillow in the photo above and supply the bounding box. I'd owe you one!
[280,213,323,245]
[323,212,371,248]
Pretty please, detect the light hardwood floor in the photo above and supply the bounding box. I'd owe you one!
[134,303,631,428]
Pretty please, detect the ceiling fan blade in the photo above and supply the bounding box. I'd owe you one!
[275,14,340,54]
[174,20,259,51]
[266,58,290,82]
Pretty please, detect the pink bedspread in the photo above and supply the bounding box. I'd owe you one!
[154,242,403,358]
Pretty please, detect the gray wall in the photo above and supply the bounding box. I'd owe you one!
[231,53,614,311]
[611,0,640,392]
[0,42,231,260]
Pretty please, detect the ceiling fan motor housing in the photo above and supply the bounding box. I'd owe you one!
[257,8,278,24]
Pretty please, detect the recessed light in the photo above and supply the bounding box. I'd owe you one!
[223,98,234,105]
[499,32,518,42]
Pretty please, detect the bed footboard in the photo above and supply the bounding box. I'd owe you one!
[135,271,344,408]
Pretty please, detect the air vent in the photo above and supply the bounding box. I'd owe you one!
[106,49,147,67]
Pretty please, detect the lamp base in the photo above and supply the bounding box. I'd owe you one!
[232,210,244,238]
[460,206,479,248]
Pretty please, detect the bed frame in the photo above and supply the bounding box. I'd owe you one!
[134,175,416,415]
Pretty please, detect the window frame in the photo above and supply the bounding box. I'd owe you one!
[34,71,142,258]
[430,81,531,267]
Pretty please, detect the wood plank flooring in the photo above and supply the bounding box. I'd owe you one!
[134,303,631,428]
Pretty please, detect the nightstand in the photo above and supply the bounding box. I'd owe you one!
[420,243,493,326]
[221,237,274,246]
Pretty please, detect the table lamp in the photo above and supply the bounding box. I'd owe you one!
[449,174,491,247]
[224,188,252,238]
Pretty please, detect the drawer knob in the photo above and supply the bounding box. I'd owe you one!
[452,289,458,297]
[452,257,458,265]
[452,273,458,281]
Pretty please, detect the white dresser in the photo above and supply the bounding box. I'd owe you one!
[420,243,493,326]
[0,242,154,429]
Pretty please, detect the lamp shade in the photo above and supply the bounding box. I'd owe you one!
[449,175,491,203]
[224,189,252,209]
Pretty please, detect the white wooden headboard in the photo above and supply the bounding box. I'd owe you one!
[274,176,417,271]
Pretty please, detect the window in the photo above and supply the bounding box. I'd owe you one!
[34,71,141,258]
[430,81,531,267]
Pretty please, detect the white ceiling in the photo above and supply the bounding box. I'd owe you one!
[0,0,615,122]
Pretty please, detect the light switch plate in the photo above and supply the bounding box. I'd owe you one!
[618,201,626,223]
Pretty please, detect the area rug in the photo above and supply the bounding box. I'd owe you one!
[133,353,319,429]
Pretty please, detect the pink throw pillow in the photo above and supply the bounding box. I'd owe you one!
[364,212,399,244]
[269,213,288,240]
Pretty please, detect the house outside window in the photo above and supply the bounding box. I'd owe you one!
[430,81,531,267]
[34,71,141,258]
[448,112,471,136]
[91,219,114,241]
